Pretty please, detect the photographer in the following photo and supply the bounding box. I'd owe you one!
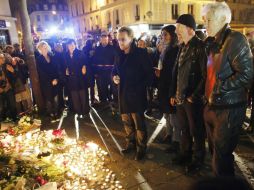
[0,53,17,123]
[11,56,32,114]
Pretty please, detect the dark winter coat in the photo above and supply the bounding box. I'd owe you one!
[92,44,116,74]
[205,24,253,107]
[83,45,95,87]
[13,60,29,93]
[158,45,179,113]
[112,44,153,114]
[170,36,207,104]
[36,54,59,99]
[64,49,89,91]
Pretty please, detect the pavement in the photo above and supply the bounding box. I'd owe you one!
[39,105,254,190]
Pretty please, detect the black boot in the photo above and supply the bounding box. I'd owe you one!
[121,142,136,154]
[185,158,204,174]
[135,148,146,161]
[171,153,192,166]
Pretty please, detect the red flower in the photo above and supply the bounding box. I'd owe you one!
[35,176,48,185]
[40,179,48,185]
[36,176,42,182]
[8,128,16,136]
[52,129,63,137]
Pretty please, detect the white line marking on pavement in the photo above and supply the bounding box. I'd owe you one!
[147,117,166,148]
[233,152,254,188]
[243,122,254,144]
[135,172,153,190]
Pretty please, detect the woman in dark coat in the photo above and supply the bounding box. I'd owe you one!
[64,39,89,118]
[112,27,153,161]
[36,41,60,122]
[156,25,180,152]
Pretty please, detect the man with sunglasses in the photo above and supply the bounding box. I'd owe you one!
[112,26,153,161]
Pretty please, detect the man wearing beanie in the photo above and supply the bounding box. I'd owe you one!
[170,14,207,173]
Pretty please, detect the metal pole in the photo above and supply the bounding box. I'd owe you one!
[147,116,166,148]
[91,107,124,155]
[74,114,80,140]
[57,109,68,130]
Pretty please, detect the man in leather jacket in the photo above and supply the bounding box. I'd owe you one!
[170,14,207,172]
[202,2,253,176]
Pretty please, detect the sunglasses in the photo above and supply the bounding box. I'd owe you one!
[117,38,129,42]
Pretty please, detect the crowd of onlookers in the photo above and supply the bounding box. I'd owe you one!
[0,2,254,188]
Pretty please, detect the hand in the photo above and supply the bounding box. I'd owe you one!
[155,69,160,78]
[187,97,193,103]
[170,98,176,106]
[52,79,58,86]
[6,64,14,73]
[82,65,86,75]
[113,75,120,85]
[66,68,69,76]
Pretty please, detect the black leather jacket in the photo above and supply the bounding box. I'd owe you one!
[205,24,253,107]
[171,35,207,103]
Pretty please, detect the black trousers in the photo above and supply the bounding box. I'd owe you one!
[70,89,90,115]
[121,113,147,151]
[0,89,17,122]
[204,105,246,176]
[45,94,59,116]
[97,71,116,102]
[176,101,206,161]
[89,76,95,103]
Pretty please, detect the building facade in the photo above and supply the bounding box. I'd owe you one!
[0,0,18,47]
[218,0,254,33]
[68,0,215,38]
[28,0,73,40]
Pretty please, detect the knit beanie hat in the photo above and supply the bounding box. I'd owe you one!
[176,14,196,30]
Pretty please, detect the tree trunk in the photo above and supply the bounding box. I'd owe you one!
[18,0,44,111]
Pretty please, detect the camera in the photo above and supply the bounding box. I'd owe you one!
[0,79,7,88]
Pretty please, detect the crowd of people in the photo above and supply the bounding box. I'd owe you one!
[0,1,254,182]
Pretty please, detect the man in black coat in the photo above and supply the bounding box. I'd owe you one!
[170,14,207,172]
[203,2,253,176]
[112,26,153,161]
[93,32,117,104]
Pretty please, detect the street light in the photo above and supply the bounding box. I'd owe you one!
[49,26,59,34]
[97,0,104,7]
[52,11,57,15]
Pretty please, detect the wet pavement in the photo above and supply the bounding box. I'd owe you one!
[40,105,254,190]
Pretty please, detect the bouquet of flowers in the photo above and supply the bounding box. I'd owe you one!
[18,116,33,128]
[51,129,65,146]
